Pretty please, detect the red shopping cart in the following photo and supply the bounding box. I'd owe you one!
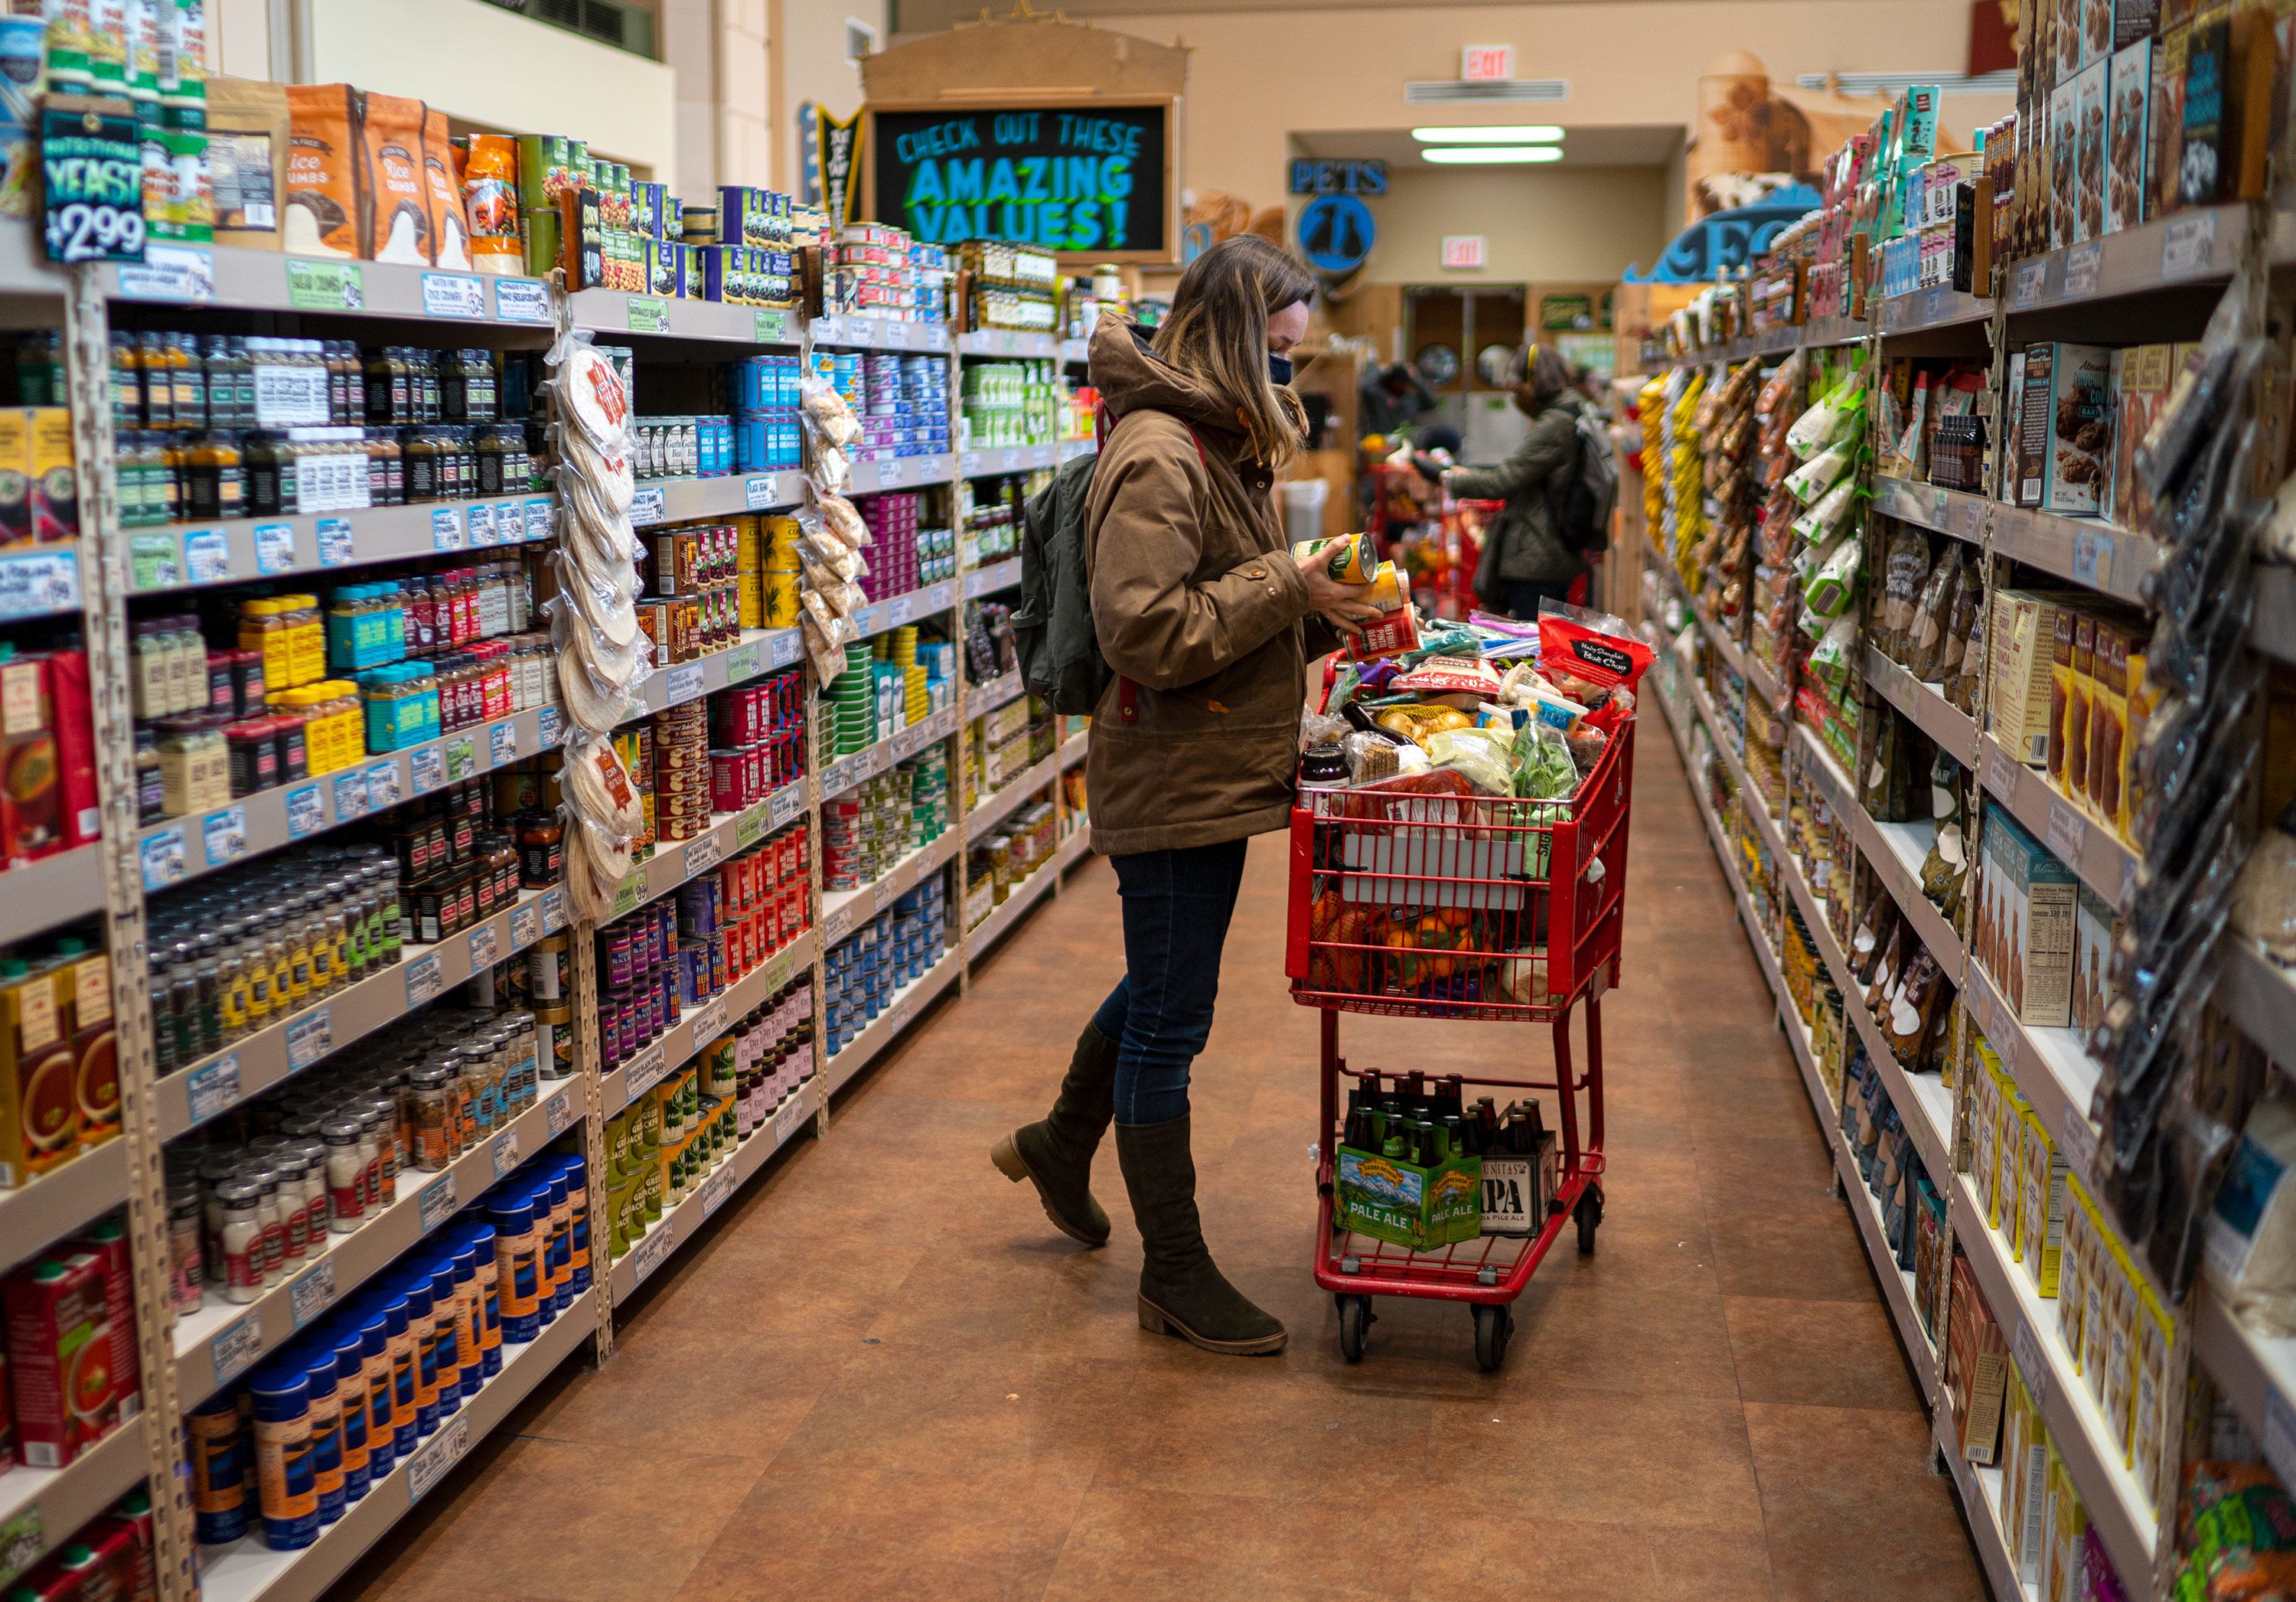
[1282,718,1635,1369]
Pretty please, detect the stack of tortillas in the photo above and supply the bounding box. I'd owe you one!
[796,373,873,685]
[544,334,654,922]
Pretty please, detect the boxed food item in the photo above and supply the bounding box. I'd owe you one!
[1976,799,2079,1026]
[2108,343,2174,527]
[2132,1285,2170,1503]
[2020,342,2114,515]
[2106,38,2151,233]
[2115,0,2160,47]
[2073,883,2118,1035]
[1990,587,2085,764]
[2178,4,2232,207]
[64,946,115,1153]
[1950,1250,2011,1463]
[0,962,74,1186]
[2019,1107,2068,1295]
[2073,60,2108,243]
[2049,80,2080,250]
[2040,1448,2090,1601]
[2,1248,135,1467]
[2003,1359,2050,1584]
[2080,0,2114,70]
[2154,24,2190,220]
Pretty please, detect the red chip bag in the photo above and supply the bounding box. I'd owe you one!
[1538,602,1655,692]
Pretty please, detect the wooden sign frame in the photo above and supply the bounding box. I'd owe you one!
[859,96,1181,266]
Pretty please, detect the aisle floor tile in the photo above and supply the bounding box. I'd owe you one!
[328,701,1988,1602]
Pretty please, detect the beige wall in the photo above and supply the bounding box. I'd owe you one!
[1358,167,1668,284]
[777,2,886,189]
[1086,2,2007,210]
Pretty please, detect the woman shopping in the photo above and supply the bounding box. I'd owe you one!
[1418,344,1598,619]
[990,235,1375,1356]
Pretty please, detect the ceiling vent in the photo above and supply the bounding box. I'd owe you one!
[1404,79,1570,104]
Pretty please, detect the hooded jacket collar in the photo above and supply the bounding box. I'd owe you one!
[1088,317,1253,453]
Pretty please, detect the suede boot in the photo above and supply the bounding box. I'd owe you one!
[1116,1115,1287,1356]
[990,1021,1117,1245]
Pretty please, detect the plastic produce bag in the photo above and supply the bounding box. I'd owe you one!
[1509,722,1580,800]
[1426,728,1515,795]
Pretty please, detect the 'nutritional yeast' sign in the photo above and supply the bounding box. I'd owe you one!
[871,105,1169,255]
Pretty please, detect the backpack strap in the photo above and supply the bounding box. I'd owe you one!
[1096,405,1205,726]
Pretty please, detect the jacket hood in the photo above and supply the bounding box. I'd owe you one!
[1087,318,1244,439]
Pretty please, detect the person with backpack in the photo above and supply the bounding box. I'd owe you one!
[991,234,1375,1357]
[1413,343,1614,619]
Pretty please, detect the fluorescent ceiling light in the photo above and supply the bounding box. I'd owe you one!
[1411,125,1564,143]
[1422,145,1565,164]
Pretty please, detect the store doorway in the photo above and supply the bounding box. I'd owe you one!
[1404,285,1526,467]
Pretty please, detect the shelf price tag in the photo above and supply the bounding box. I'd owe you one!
[406,953,444,1009]
[418,1173,458,1232]
[422,272,485,319]
[0,1504,42,1588]
[630,486,665,527]
[627,297,670,333]
[537,707,562,748]
[210,1316,264,1388]
[285,1007,333,1070]
[510,902,540,951]
[2162,211,2220,280]
[630,1219,676,1285]
[2071,527,2115,590]
[546,1087,576,1137]
[140,826,186,890]
[2010,1317,2051,1410]
[768,784,802,830]
[289,1260,337,1330]
[251,521,296,576]
[1980,741,2020,801]
[541,889,566,932]
[489,720,520,768]
[183,528,231,585]
[735,808,765,850]
[879,458,906,488]
[2044,798,2088,867]
[754,308,791,343]
[409,746,443,794]
[0,548,80,620]
[202,806,246,870]
[466,504,497,548]
[285,783,325,840]
[332,768,370,824]
[725,642,762,683]
[2063,241,2102,299]
[115,242,214,302]
[687,995,727,1047]
[286,258,364,310]
[624,1039,671,1101]
[129,533,180,591]
[406,1412,471,1505]
[700,1163,737,1218]
[2012,259,2047,309]
[430,507,466,551]
[490,1124,520,1179]
[494,279,550,323]
[768,631,801,669]
[667,663,706,706]
[684,834,722,878]
[316,517,355,567]
[745,475,779,511]
[186,1052,241,1127]
[445,735,476,783]
[468,921,499,970]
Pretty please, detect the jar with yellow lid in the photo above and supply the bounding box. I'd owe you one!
[236,599,295,700]
[280,594,325,689]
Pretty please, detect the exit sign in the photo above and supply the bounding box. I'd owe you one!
[1442,236,1486,269]
[1462,45,1513,81]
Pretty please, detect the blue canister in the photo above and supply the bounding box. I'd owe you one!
[489,1189,542,1345]
[426,1260,465,1416]
[402,1274,440,1440]
[249,1360,318,1551]
[448,1242,485,1392]
[556,1156,592,1294]
[462,1223,503,1374]
[330,1324,371,1503]
[354,1301,396,1478]
[188,1391,252,1545]
[302,1346,345,1526]
[542,1170,573,1313]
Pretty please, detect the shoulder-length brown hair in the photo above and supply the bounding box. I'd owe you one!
[1151,234,1316,466]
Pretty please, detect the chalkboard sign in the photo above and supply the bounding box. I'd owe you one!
[869,103,1170,258]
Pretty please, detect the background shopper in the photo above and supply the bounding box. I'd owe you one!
[991,235,1374,1357]
[1419,343,1594,620]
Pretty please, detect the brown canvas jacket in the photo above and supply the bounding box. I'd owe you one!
[1081,318,1327,854]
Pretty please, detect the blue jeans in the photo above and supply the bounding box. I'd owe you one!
[1091,839,1251,1125]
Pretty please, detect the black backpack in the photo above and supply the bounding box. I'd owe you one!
[1012,410,1200,716]
[1554,403,1618,555]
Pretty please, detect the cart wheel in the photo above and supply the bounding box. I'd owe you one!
[1336,1295,1372,1364]
[1574,1189,1603,1255]
[1473,1304,1513,1372]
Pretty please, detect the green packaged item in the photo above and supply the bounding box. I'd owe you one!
[1335,1132,1481,1251]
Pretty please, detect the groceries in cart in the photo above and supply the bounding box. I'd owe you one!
[1290,601,1649,1013]
[1335,1072,1559,1250]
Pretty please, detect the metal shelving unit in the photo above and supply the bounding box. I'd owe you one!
[0,254,1100,1601]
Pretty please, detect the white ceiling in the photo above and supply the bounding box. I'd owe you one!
[1289,124,1683,168]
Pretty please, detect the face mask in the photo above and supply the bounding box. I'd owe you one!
[1268,353,1293,385]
